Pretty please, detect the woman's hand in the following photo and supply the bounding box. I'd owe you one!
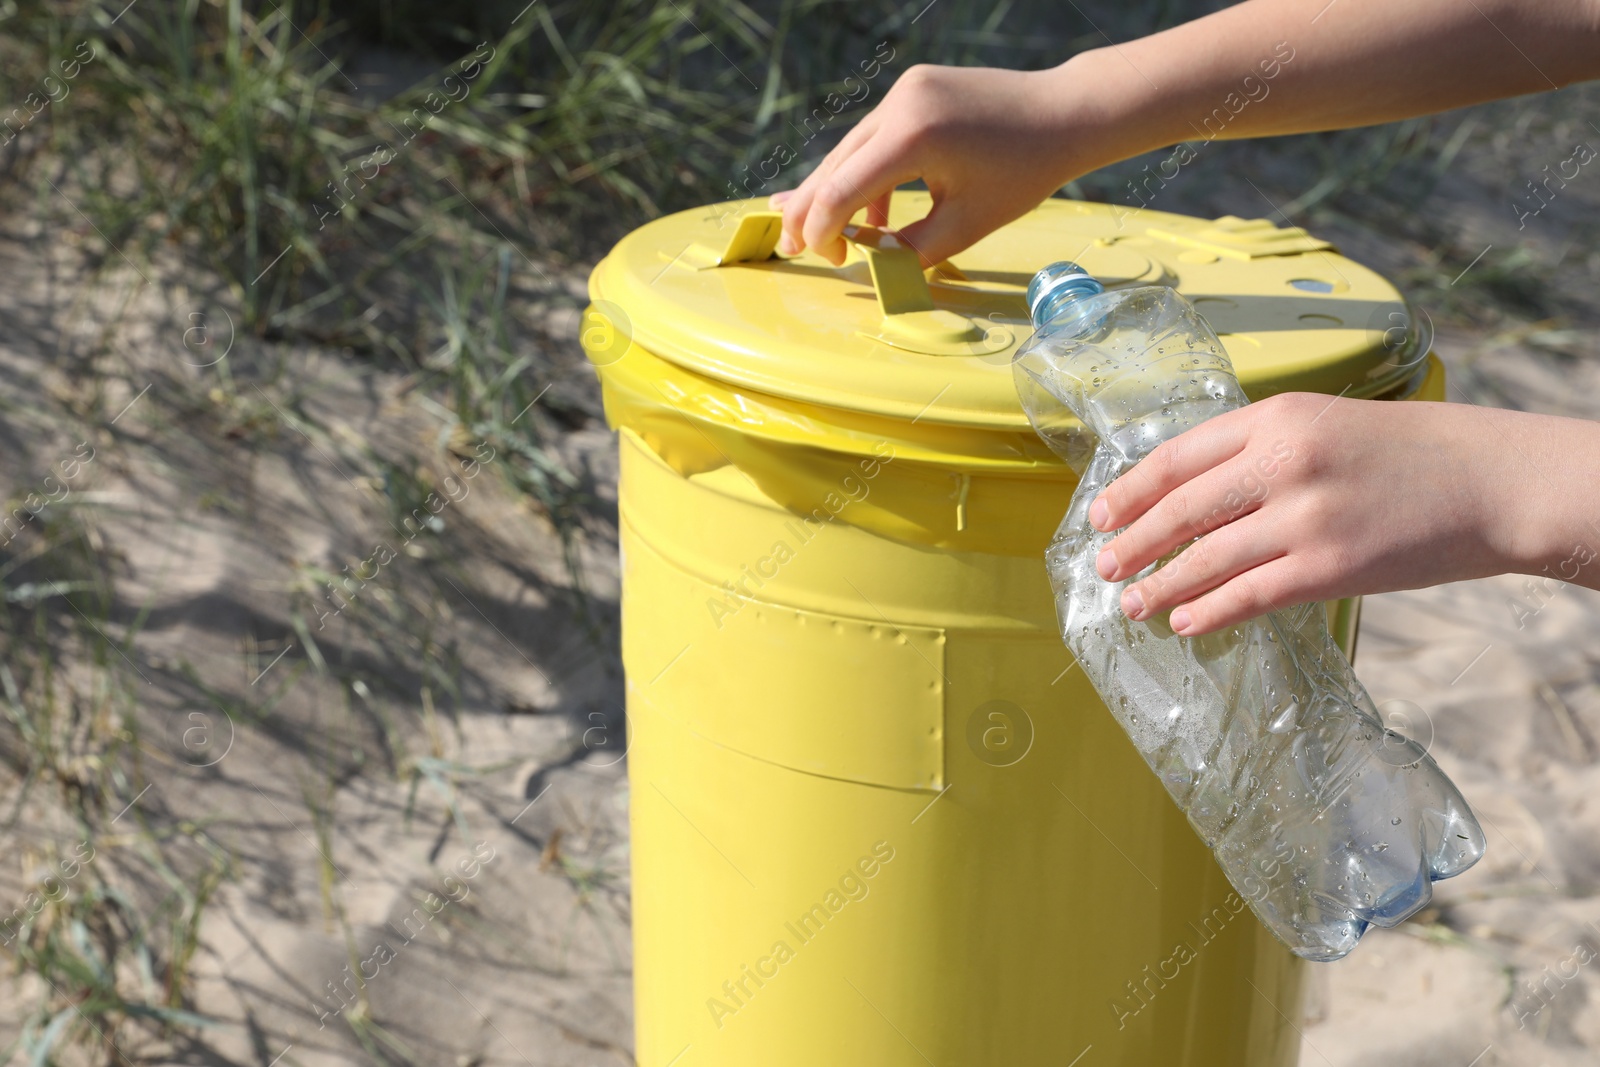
[1090,394,1600,636]
[772,61,1136,268]
[770,0,1600,270]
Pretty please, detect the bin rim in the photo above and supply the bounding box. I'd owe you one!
[585,192,1429,434]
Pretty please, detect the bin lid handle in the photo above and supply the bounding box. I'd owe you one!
[675,210,785,270]
[664,211,990,356]
[840,224,985,351]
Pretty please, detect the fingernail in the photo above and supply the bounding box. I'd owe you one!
[768,190,794,206]
[1088,497,1109,529]
[1095,548,1117,580]
[777,232,798,256]
[1121,588,1144,619]
[1170,608,1192,634]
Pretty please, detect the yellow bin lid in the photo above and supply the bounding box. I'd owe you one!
[586,191,1421,434]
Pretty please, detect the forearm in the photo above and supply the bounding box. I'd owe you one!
[773,0,1599,267]
[1056,0,1600,166]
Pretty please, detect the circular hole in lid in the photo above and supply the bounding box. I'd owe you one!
[1298,313,1343,327]
[1289,278,1336,293]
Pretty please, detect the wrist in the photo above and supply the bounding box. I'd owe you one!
[1040,49,1182,180]
[1476,408,1600,582]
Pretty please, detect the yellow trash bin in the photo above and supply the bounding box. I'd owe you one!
[582,191,1441,1067]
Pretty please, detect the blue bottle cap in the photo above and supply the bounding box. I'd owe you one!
[1027,262,1105,324]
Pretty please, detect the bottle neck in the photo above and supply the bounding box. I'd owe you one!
[1027,262,1106,328]
[1017,271,1251,468]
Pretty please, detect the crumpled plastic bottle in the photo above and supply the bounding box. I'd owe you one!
[1013,261,1486,961]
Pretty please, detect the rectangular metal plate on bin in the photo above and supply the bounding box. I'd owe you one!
[621,519,946,793]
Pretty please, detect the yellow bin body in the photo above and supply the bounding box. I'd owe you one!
[584,194,1442,1066]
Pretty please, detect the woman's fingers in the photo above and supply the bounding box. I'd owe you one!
[1096,453,1274,582]
[1167,556,1317,637]
[865,191,891,229]
[1119,512,1280,621]
[776,171,823,255]
[800,132,919,265]
[892,195,974,269]
[1091,412,1252,532]
[777,111,881,256]
[780,182,891,254]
